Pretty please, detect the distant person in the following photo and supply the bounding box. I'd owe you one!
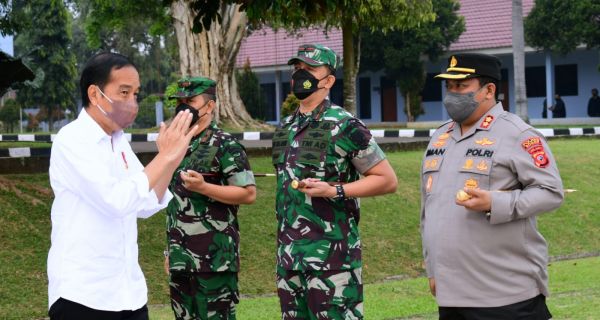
[542,98,548,119]
[164,77,256,320]
[549,94,566,118]
[587,88,600,117]
[48,52,196,320]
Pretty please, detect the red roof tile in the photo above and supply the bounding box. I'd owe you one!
[236,28,343,69]
[450,0,534,51]
[236,0,535,67]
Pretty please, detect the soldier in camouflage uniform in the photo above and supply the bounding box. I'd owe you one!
[165,77,257,320]
[273,44,398,319]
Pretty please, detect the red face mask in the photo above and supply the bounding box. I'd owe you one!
[96,86,139,129]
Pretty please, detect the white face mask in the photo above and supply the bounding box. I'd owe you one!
[96,86,138,129]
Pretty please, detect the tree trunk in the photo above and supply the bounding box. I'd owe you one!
[405,92,414,122]
[512,0,529,122]
[170,1,264,128]
[341,17,358,114]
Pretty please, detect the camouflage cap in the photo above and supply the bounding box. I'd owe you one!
[169,76,217,99]
[287,43,340,71]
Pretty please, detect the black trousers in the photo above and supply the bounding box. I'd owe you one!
[439,294,552,320]
[49,298,148,320]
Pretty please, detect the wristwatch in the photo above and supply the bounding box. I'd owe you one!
[333,184,345,200]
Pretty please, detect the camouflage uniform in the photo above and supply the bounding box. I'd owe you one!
[167,120,255,320]
[272,99,386,319]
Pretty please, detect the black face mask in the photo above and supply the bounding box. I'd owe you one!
[175,101,209,127]
[291,69,329,100]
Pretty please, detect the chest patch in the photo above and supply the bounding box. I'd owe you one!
[465,148,494,158]
[426,148,446,157]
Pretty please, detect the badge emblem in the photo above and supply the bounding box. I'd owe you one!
[426,175,433,192]
[450,56,458,68]
[480,115,494,129]
[439,133,450,140]
[425,158,439,169]
[432,139,447,147]
[462,159,474,169]
[521,136,549,168]
[464,178,478,189]
[476,160,488,171]
[303,80,312,89]
[475,137,495,146]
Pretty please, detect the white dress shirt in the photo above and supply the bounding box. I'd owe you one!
[47,108,172,311]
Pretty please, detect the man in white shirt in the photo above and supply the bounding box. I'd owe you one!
[47,52,197,320]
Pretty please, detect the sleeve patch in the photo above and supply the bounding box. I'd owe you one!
[521,137,549,168]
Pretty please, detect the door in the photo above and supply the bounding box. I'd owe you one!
[380,77,397,122]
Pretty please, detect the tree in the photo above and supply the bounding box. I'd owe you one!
[191,0,435,115]
[361,0,464,121]
[83,0,263,128]
[512,0,528,122]
[0,98,21,132]
[525,0,600,55]
[13,0,77,131]
[236,59,267,120]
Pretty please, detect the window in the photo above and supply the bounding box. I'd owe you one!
[525,66,546,97]
[421,73,442,102]
[359,77,371,119]
[555,64,578,96]
[260,83,276,121]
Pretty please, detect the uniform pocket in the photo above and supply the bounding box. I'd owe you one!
[422,156,444,194]
[457,157,492,190]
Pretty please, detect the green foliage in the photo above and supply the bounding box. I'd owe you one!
[241,0,435,33]
[12,0,77,130]
[74,0,179,99]
[525,0,600,55]
[235,60,267,120]
[0,99,21,132]
[281,93,300,121]
[135,95,161,129]
[361,0,464,121]
[163,81,179,119]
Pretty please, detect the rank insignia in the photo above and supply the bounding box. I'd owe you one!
[476,160,488,171]
[462,159,474,169]
[464,178,478,189]
[475,137,495,146]
[432,139,447,147]
[480,115,494,129]
[438,133,450,140]
[426,175,433,192]
[521,136,549,168]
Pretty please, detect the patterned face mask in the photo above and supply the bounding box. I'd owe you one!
[96,86,138,129]
[291,69,328,100]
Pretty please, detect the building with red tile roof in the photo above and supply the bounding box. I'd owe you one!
[236,0,599,123]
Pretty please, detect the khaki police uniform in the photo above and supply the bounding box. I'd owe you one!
[421,102,564,307]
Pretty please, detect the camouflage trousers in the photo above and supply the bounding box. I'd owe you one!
[169,271,239,320]
[277,267,364,320]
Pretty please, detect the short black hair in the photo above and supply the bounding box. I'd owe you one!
[477,76,499,100]
[80,52,136,108]
[202,93,217,102]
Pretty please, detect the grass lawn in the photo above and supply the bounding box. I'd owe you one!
[149,256,600,320]
[0,138,599,319]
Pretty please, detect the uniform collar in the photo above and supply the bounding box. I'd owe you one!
[450,102,504,141]
[294,99,331,123]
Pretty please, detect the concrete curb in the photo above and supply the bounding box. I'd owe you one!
[2,127,599,144]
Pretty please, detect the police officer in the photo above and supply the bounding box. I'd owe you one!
[421,53,564,319]
[165,77,256,320]
[273,44,398,319]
